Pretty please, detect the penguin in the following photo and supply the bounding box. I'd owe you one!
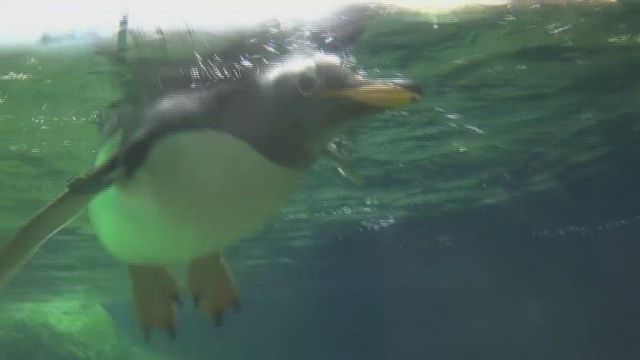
[0,19,421,338]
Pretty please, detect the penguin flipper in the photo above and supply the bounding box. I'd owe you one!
[128,264,181,341]
[187,252,240,325]
[0,157,118,293]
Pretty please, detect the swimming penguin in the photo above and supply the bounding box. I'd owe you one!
[0,30,421,340]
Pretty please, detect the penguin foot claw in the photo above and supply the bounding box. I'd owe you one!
[128,264,180,341]
[187,252,241,324]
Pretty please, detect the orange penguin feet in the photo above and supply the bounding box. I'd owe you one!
[187,252,241,325]
[128,264,181,341]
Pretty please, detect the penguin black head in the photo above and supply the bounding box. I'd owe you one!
[214,54,422,169]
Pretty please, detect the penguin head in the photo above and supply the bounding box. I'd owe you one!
[217,54,422,168]
[260,54,421,133]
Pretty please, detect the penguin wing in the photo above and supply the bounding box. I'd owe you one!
[0,157,119,293]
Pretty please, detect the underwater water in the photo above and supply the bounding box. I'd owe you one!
[1,2,640,359]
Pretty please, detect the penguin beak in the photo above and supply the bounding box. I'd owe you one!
[322,79,422,108]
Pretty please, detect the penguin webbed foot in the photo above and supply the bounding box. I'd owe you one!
[187,252,241,325]
[128,264,181,341]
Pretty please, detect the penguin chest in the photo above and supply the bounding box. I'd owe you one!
[88,131,304,264]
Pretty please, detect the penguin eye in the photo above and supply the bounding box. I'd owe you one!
[296,74,321,97]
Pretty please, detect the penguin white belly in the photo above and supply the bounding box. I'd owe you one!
[88,130,303,264]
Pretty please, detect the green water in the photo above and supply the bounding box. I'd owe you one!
[0,2,639,359]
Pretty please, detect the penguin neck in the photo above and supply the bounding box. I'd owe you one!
[211,92,323,170]
[227,126,320,170]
